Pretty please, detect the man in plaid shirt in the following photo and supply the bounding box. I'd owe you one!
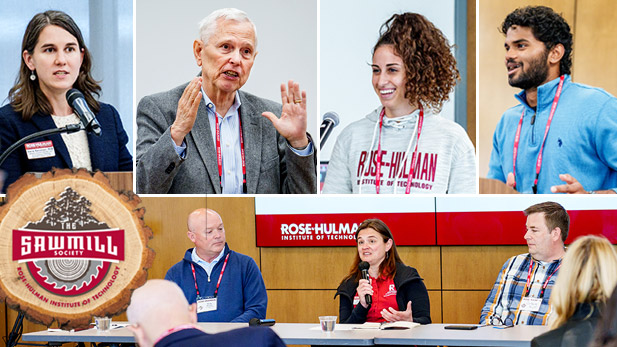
[480,201,568,326]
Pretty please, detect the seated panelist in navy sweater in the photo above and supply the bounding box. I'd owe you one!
[165,208,267,322]
[0,10,132,193]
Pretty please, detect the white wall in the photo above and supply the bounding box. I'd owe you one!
[320,0,456,160]
[136,0,318,139]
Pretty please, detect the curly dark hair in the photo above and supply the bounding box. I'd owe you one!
[9,10,101,121]
[500,6,573,76]
[373,12,459,114]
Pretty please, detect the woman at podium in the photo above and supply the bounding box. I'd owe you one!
[322,12,476,194]
[0,10,132,193]
[335,219,431,324]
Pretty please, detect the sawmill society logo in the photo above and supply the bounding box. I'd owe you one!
[0,169,153,330]
[13,187,124,297]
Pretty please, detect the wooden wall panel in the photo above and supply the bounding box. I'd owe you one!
[442,290,490,324]
[205,197,259,265]
[428,290,442,324]
[442,245,527,289]
[262,246,440,290]
[478,0,576,177]
[267,290,338,323]
[571,0,617,97]
[262,247,355,289]
[141,196,207,280]
[397,247,441,290]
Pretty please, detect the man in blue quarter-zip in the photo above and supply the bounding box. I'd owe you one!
[165,208,267,322]
[487,6,617,194]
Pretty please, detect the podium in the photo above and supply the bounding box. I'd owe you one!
[479,177,519,194]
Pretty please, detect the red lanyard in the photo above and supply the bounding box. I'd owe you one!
[523,259,561,298]
[512,75,565,193]
[374,106,424,194]
[190,253,230,298]
[153,324,197,346]
[215,114,247,193]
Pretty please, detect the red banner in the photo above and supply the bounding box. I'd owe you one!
[256,212,435,247]
[12,229,125,262]
[436,210,617,245]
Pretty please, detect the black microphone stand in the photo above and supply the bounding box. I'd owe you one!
[4,311,54,347]
[0,124,83,167]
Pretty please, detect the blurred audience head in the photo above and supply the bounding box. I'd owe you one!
[549,235,617,329]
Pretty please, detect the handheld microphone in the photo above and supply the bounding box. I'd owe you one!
[358,261,372,306]
[319,112,340,149]
[249,318,276,326]
[66,89,102,136]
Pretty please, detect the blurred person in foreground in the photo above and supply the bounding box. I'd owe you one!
[480,201,568,326]
[322,12,475,194]
[0,10,132,193]
[136,8,316,194]
[127,279,285,347]
[589,284,617,347]
[531,235,617,347]
[335,218,431,324]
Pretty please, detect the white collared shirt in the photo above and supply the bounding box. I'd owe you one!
[191,247,225,279]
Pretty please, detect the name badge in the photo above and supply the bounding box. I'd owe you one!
[197,297,217,313]
[353,295,360,306]
[25,141,55,160]
[520,297,542,312]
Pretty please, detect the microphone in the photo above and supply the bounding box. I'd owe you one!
[319,111,340,149]
[358,261,372,306]
[249,318,276,326]
[66,89,102,136]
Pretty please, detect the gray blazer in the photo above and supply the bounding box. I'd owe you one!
[136,82,316,194]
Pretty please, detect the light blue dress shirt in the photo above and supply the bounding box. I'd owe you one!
[172,90,313,193]
[191,247,225,282]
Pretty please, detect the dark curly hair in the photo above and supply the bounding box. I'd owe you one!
[373,12,459,114]
[9,10,101,121]
[500,6,573,76]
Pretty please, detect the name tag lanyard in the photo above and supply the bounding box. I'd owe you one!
[522,260,561,299]
[374,106,424,194]
[215,115,247,194]
[512,75,565,194]
[190,253,230,299]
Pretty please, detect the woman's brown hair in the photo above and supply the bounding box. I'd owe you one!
[373,12,459,114]
[341,219,403,285]
[8,10,101,121]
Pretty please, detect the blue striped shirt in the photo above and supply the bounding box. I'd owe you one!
[480,253,562,325]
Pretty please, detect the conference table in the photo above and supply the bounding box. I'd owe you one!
[22,322,549,346]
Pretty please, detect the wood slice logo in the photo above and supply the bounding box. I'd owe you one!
[0,169,154,330]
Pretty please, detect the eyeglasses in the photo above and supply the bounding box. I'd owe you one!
[489,315,514,329]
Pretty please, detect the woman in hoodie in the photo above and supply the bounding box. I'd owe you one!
[322,12,475,194]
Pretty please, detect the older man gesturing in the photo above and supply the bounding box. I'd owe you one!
[136,8,316,194]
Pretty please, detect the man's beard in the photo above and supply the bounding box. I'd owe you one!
[508,49,550,90]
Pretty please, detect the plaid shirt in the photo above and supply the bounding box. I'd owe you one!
[480,253,562,325]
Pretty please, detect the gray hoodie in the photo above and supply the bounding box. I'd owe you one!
[322,107,476,194]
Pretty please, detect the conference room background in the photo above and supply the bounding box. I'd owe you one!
[1,0,617,344]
